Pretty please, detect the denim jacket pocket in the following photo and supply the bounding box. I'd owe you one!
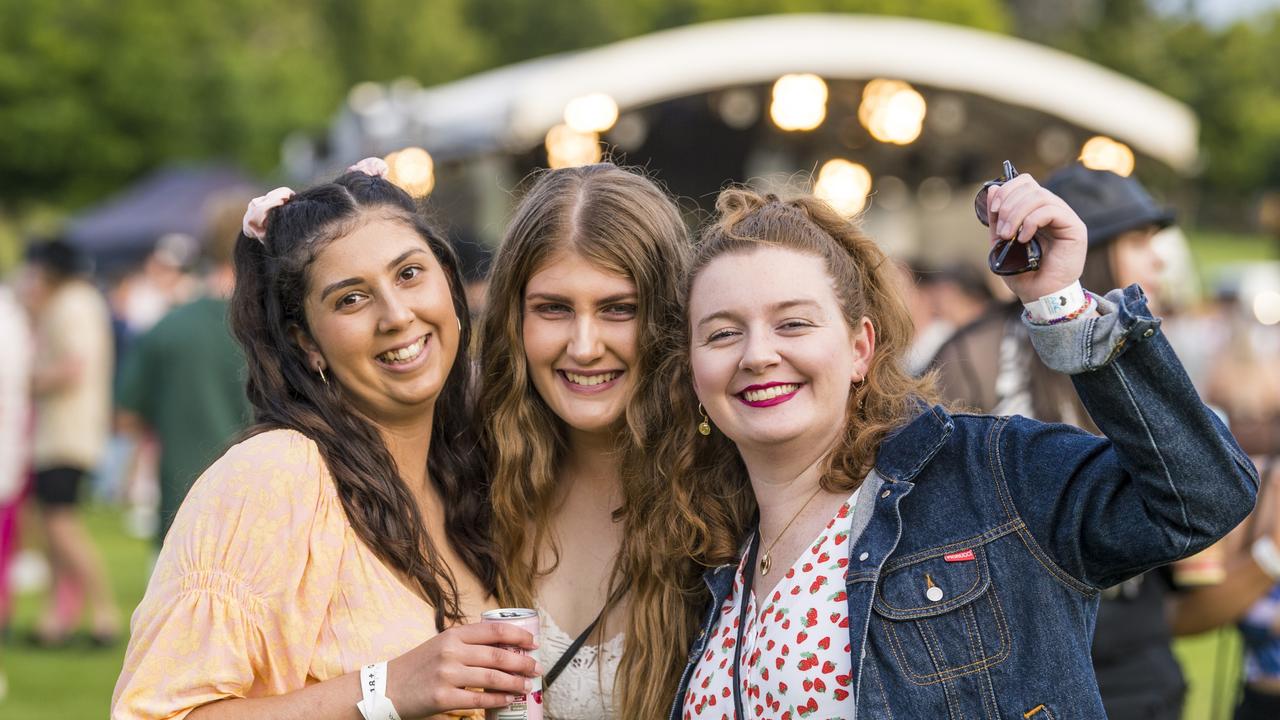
[871,540,1012,685]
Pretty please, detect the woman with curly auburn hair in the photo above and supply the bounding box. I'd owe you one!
[662,181,1256,719]
[479,163,735,720]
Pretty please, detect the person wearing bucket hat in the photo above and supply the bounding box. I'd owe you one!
[929,164,1194,720]
[1046,164,1175,245]
[1046,164,1176,309]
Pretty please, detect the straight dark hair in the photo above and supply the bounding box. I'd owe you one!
[229,171,495,629]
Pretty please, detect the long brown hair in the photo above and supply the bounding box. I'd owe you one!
[478,163,704,719]
[229,171,495,630]
[646,188,941,569]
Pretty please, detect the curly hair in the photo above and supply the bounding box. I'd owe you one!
[643,187,941,570]
[228,171,494,630]
[478,163,709,719]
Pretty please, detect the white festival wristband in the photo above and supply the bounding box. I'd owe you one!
[1252,537,1280,581]
[1023,280,1087,324]
[357,662,403,720]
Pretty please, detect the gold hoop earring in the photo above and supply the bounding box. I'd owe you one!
[697,403,712,436]
[317,364,328,385]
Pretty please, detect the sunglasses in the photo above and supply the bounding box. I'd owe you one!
[974,160,1043,276]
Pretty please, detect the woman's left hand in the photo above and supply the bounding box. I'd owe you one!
[985,173,1089,302]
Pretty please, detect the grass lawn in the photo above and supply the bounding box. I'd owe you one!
[0,505,1257,718]
[3,504,152,719]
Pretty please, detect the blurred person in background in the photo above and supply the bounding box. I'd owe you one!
[115,233,200,337]
[0,278,33,701]
[1169,452,1280,720]
[115,193,252,549]
[1168,284,1280,719]
[902,260,993,375]
[451,228,492,322]
[930,163,1196,720]
[16,239,119,647]
[1204,296,1280,456]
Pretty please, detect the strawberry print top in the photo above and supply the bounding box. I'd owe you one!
[683,490,859,720]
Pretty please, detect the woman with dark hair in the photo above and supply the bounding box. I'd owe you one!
[113,160,539,720]
[657,176,1255,718]
[480,163,720,719]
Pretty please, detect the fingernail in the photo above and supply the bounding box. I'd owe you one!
[997,221,1009,238]
[524,679,533,692]
[534,662,546,675]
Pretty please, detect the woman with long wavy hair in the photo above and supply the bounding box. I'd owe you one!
[113,161,539,720]
[659,182,1255,719]
[479,163,741,719]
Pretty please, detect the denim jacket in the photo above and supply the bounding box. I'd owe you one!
[670,286,1258,720]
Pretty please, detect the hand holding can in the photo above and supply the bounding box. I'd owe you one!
[481,609,544,720]
[384,619,541,718]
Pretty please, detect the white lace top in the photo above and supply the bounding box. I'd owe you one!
[534,603,624,720]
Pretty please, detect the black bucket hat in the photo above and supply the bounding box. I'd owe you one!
[1044,163,1175,246]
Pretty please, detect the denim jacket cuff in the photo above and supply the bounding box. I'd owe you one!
[1024,284,1162,375]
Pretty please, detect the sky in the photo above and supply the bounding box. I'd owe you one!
[1157,0,1280,26]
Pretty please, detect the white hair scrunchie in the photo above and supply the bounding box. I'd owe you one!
[348,157,389,178]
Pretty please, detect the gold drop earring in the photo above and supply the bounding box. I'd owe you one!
[697,404,712,436]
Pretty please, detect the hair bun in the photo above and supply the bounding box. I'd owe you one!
[714,188,781,228]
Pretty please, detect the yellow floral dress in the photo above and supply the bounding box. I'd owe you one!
[112,429,449,719]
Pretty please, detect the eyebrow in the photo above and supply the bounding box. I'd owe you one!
[696,298,823,327]
[320,248,428,301]
[525,291,638,306]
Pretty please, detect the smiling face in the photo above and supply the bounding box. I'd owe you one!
[295,214,460,427]
[521,250,640,436]
[689,246,874,457]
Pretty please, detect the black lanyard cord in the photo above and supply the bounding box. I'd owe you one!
[731,531,761,719]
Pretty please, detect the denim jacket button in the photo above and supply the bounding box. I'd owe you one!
[1143,328,1155,338]
[926,586,945,602]
[859,552,869,561]
[880,489,891,499]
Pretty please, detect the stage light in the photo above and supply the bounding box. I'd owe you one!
[565,93,619,134]
[859,79,926,145]
[546,124,602,168]
[1080,136,1136,176]
[1255,290,1280,325]
[770,74,828,132]
[385,147,435,197]
[814,159,872,216]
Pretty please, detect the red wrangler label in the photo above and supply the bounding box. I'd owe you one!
[944,549,975,563]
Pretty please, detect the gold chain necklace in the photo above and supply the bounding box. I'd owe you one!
[759,485,824,576]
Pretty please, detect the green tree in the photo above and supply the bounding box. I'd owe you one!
[692,0,1008,31]
[1027,2,1280,216]
[0,0,493,211]
[0,0,340,207]
[319,0,492,86]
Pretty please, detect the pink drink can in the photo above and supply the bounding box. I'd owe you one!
[481,608,543,720]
